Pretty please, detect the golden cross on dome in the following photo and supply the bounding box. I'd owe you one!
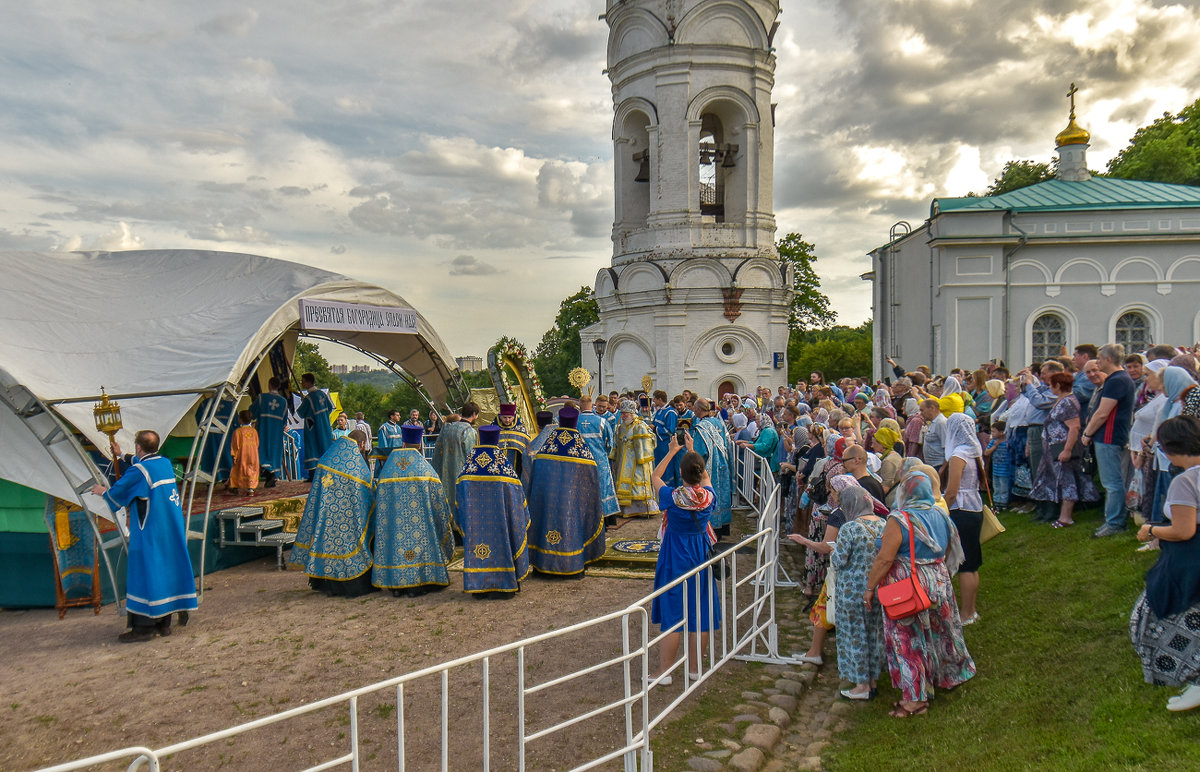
[1067,82,1079,119]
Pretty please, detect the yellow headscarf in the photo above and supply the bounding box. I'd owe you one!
[873,425,901,456]
[985,379,1005,400]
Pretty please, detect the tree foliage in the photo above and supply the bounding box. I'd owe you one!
[984,159,1055,196]
[1107,98,1200,186]
[787,322,873,384]
[776,233,837,334]
[294,341,342,390]
[531,286,600,398]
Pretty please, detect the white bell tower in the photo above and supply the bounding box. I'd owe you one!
[581,0,794,399]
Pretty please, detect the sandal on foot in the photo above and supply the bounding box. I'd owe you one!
[1051,520,1075,528]
[889,702,928,718]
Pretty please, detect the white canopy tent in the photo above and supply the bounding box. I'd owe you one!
[0,249,464,604]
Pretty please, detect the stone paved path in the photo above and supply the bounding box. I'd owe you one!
[668,518,862,772]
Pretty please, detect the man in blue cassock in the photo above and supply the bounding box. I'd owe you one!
[297,372,335,479]
[251,376,288,487]
[496,403,531,479]
[455,425,530,597]
[576,397,620,525]
[651,390,678,485]
[522,410,556,491]
[92,430,197,643]
[691,398,734,537]
[289,431,375,597]
[432,402,479,526]
[372,425,454,597]
[194,394,235,482]
[526,407,606,577]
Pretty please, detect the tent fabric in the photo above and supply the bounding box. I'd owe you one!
[0,250,460,506]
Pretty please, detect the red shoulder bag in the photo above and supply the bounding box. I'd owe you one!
[877,511,932,620]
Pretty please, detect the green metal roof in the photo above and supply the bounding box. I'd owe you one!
[934,177,1200,215]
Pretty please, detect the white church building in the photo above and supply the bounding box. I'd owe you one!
[580,0,794,398]
[866,101,1200,382]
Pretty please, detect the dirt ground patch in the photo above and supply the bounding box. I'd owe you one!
[3,518,699,771]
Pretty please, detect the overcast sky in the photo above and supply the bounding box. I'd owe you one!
[2,1,1197,363]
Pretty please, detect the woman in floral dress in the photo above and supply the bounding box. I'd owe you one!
[831,486,887,699]
[864,470,976,717]
[1029,372,1098,527]
[799,438,848,596]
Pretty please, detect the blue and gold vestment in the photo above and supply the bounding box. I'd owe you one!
[298,388,336,474]
[455,444,530,593]
[692,417,734,529]
[432,421,477,524]
[526,427,606,575]
[372,448,454,590]
[290,437,373,581]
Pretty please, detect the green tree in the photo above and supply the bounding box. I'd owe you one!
[984,159,1055,196]
[1107,99,1200,186]
[338,381,388,428]
[294,341,342,390]
[787,321,873,384]
[777,234,836,334]
[531,286,600,398]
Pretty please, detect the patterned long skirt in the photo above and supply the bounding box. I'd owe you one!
[881,560,977,702]
[800,510,830,596]
[1130,592,1200,688]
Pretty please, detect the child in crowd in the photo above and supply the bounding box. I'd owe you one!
[229,410,260,497]
[984,419,1010,508]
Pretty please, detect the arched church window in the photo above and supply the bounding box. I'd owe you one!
[1115,311,1151,352]
[1031,313,1066,361]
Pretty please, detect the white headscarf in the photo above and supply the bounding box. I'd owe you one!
[942,375,964,396]
[945,412,982,460]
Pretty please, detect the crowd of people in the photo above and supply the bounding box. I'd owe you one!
[101,351,1200,715]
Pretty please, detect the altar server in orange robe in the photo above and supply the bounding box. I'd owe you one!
[229,410,261,495]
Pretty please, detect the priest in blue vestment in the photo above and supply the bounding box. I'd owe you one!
[373,426,454,597]
[432,402,479,527]
[251,376,288,487]
[526,407,606,577]
[289,431,375,597]
[577,397,620,525]
[497,403,531,479]
[455,425,530,596]
[92,430,197,642]
[297,373,335,479]
[691,399,734,536]
[651,390,678,485]
[522,410,556,490]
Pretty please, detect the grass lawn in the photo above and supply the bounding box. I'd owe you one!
[825,505,1200,772]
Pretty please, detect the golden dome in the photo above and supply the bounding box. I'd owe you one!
[1056,117,1090,147]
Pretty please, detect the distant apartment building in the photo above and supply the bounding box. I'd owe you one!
[330,364,348,374]
[456,355,484,372]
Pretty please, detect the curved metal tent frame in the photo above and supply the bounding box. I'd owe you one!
[0,249,464,611]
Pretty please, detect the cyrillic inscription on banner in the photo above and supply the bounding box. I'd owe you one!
[299,299,419,334]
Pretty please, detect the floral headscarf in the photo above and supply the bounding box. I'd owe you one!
[894,470,965,571]
[829,473,858,494]
[619,399,637,415]
[673,483,715,512]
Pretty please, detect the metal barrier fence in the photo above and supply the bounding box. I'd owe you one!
[40,446,792,772]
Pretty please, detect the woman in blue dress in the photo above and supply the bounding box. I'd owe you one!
[651,433,721,685]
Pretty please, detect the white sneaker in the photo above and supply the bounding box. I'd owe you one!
[1167,684,1200,712]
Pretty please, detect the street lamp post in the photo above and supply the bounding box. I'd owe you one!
[592,338,607,397]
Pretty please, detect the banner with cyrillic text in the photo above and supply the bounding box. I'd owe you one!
[299,299,419,334]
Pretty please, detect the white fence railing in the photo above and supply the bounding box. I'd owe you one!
[40,446,792,772]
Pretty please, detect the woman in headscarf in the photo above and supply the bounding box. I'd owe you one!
[788,474,863,664]
[731,412,751,443]
[942,412,985,625]
[872,419,905,502]
[1146,367,1200,542]
[938,375,967,417]
[1029,372,1098,528]
[778,422,813,536]
[865,470,975,717]
[831,486,888,699]
[796,445,849,599]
